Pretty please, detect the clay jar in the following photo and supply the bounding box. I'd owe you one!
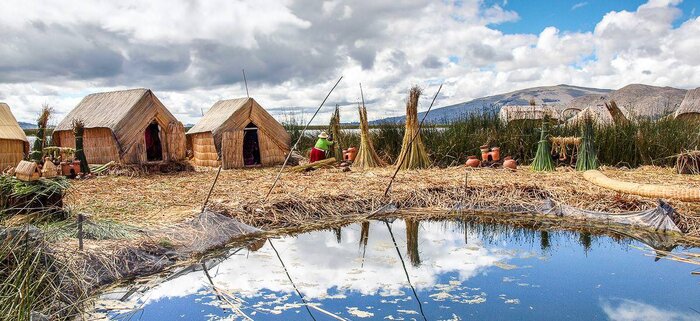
[490,147,500,161]
[346,147,357,161]
[503,156,517,170]
[480,145,490,161]
[465,156,481,168]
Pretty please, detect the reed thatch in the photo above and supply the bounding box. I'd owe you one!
[396,86,430,170]
[52,89,186,165]
[674,87,700,122]
[354,104,384,169]
[567,104,614,126]
[0,103,29,170]
[187,97,290,169]
[499,105,560,124]
[15,160,40,182]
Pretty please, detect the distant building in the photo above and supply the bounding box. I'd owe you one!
[674,87,700,122]
[498,105,560,124]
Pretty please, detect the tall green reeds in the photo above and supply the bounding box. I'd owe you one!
[576,116,598,171]
[531,119,555,171]
[72,119,90,174]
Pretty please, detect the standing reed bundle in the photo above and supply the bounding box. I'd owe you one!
[72,119,90,174]
[31,105,52,162]
[576,115,598,171]
[327,105,343,160]
[354,103,384,169]
[531,118,555,171]
[396,86,430,170]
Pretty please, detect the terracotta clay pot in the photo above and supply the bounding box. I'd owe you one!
[503,157,517,170]
[60,161,70,176]
[347,147,357,161]
[342,149,349,161]
[465,156,481,168]
[490,147,500,161]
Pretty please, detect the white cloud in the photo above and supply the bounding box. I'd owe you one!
[601,298,699,321]
[0,0,699,125]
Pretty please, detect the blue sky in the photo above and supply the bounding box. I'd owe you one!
[490,0,698,34]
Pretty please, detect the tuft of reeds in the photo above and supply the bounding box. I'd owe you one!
[0,227,88,320]
[531,118,555,171]
[354,103,384,169]
[576,115,599,171]
[71,119,90,174]
[0,174,69,217]
[31,105,53,162]
[396,86,431,170]
[675,150,700,174]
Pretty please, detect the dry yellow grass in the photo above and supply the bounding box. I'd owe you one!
[64,165,700,236]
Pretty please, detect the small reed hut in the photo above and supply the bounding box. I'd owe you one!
[674,87,700,122]
[187,97,290,169]
[52,89,186,165]
[499,105,560,125]
[0,103,30,170]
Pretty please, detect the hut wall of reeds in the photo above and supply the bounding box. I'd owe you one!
[187,97,290,169]
[674,87,700,122]
[0,103,30,170]
[498,105,560,124]
[52,89,186,165]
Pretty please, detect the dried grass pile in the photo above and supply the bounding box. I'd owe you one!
[396,86,430,170]
[354,104,384,169]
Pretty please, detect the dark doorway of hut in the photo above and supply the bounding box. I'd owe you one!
[243,123,261,167]
[145,121,163,162]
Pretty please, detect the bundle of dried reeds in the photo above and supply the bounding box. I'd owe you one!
[676,150,700,174]
[327,105,343,160]
[72,119,91,174]
[396,86,430,170]
[354,104,384,169]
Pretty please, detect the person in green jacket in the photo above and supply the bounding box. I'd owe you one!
[309,131,334,162]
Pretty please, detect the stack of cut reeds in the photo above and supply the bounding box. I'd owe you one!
[328,105,343,160]
[354,103,384,169]
[531,118,555,171]
[31,105,52,162]
[396,86,430,170]
[576,115,598,171]
[72,119,91,174]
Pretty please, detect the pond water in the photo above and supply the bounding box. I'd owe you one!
[98,219,700,321]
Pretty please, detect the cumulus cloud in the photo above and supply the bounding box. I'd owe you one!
[0,0,699,125]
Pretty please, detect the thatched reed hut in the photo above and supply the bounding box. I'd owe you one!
[186,97,290,169]
[674,87,700,122]
[52,89,186,165]
[498,105,560,124]
[0,103,30,170]
[566,104,614,126]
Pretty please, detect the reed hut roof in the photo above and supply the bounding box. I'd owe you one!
[566,105,614,126]
[674,87,700,119]
[0,103,29,143]
[187,97,289,147]
[54,88,174,132]
[498,105,560,124]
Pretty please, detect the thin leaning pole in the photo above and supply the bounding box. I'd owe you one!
[264,76,343,202]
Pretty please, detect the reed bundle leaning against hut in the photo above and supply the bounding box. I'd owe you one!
[31,105,52,162]
[354,104,384,169]
[72,119,91,174]
[396,86,430,170]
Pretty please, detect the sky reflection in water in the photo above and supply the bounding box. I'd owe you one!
[101,219,700,320]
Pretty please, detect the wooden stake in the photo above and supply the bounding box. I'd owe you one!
[78,213,84,251]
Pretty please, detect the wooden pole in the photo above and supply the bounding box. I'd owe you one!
[78,213,84,251]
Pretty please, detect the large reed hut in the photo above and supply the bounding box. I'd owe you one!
[52,89,186,165]
[674,87,700,122]
[187,97,290,169]
[498,105,560,124]
[0,103,29,170]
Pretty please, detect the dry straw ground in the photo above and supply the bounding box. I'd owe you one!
[65,165,700,237]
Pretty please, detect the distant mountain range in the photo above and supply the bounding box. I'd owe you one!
[18,121,36,129]
[373,84,689,123]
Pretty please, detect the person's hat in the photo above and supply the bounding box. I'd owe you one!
[318,131,329,139]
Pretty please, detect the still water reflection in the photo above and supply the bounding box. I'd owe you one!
[100,219,700,320]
